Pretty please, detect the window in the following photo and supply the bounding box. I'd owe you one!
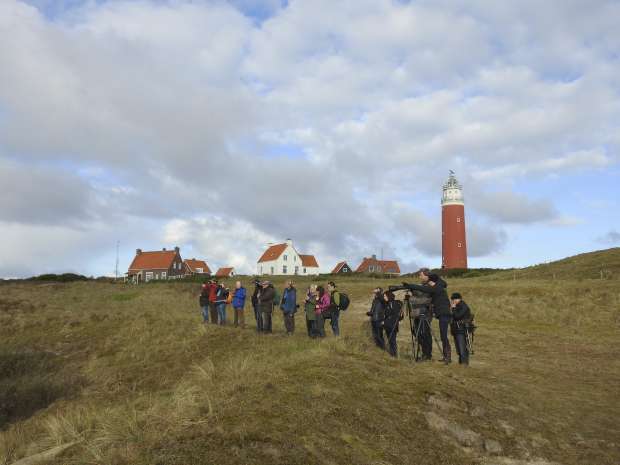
[145,272,153,282]
[283,255,287,261]
[260,266,263,274]
[162,271,167,279]
[196,268,203,273]
[457,242,462,248]
[303,268,307,274]
[295,266,299,274]
[270,267,274,275]
[283,265,287,274]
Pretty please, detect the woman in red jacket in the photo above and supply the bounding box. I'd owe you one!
[314,285,331,338]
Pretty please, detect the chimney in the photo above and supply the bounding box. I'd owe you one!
[286,238,293,246]
[371,254,377,260]
[174,246,180,253]
[162,247,166,251]
[136,249,142,255]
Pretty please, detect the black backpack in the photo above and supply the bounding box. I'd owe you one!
[338,292,350,311]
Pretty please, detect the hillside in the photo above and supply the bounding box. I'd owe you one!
[0,274,619,465]
[490,247,620,281]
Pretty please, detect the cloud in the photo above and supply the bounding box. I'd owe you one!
[597,230,620,245]
[0,0,618,276]
[470,191,557,224]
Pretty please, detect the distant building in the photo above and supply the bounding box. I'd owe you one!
[442,171,468,269]
[331,261,353,274]
[215,267,235,278]
[127,247,184,283]
[257,239,320,276]
[355,255,401,275]
[183,259,211,276]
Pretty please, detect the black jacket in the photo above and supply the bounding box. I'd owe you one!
[406,278,451,318]
[368,297,385,322]
[199,290,209,307]
[251,285,260,307]
[452,301,471,322]
[258,285,275,313]
[384,300,403,328]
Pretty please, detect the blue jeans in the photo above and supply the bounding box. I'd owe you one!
[201,305,209,323]
[217,303,227,325]
[330,310,340,336]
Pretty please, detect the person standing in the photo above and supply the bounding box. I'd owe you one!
[281,281,297,335]
[215,283,229,326]
[383,290,403,357]
[450,292,471,365]
[232,281,247,329]
[208,280,219,324]
[199,282,210,325]
[402,273,452,364]
[258,281,275,333]
[314,285,331,338]
[251,280,263,332]
[327,281,341,336]
[367,287,385,350]
[304,285,318,337]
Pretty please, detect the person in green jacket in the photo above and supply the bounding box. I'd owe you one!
[304,284,318,338]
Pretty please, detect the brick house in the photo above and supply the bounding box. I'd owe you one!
[355,255,401,275]
[215,267,235,278]
[183,259,211,276]
[127,247,184,283]
[331,261,353,274]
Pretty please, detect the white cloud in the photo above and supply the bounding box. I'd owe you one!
[0,0,618,276]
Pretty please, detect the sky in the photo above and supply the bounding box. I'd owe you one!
[0,0,619,277]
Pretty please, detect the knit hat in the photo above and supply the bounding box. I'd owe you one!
[451,292,462,300]
[427,273,440,283]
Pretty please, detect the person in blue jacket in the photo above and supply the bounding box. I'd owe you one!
[232,281,247,329]
[280,280,297,335]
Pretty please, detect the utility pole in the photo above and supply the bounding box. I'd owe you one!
[115,240,120,281]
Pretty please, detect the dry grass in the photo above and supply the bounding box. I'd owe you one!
[0,271,618,465]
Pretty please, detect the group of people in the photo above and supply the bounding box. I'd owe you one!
[370,268,472,365]
[199,270,473,366]
[199,279,348,337]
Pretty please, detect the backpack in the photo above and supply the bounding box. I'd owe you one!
[331,291,350,311]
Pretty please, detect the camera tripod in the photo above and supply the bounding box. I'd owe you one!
[403,297,443,362]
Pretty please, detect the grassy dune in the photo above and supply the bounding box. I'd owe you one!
[0,272,619,464]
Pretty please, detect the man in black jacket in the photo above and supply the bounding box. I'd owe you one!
[450,292,471,365]
[251,280,263,332]
[401,273,452,364]
[366,288,385,350]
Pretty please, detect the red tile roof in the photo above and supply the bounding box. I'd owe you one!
[128,250,178,271]
[184,259,211,274]
[215,267,234,277]
[300,254,319,268]
[257,243,287,263]
[355,257,401,274]
[331,261,347,274]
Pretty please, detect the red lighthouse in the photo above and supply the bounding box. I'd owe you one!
[442,171,468,269]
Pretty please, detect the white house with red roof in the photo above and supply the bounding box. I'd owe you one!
[127,247,184,283]
[257,239,320,276]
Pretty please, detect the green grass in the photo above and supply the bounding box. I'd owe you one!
[0,269,619,464]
